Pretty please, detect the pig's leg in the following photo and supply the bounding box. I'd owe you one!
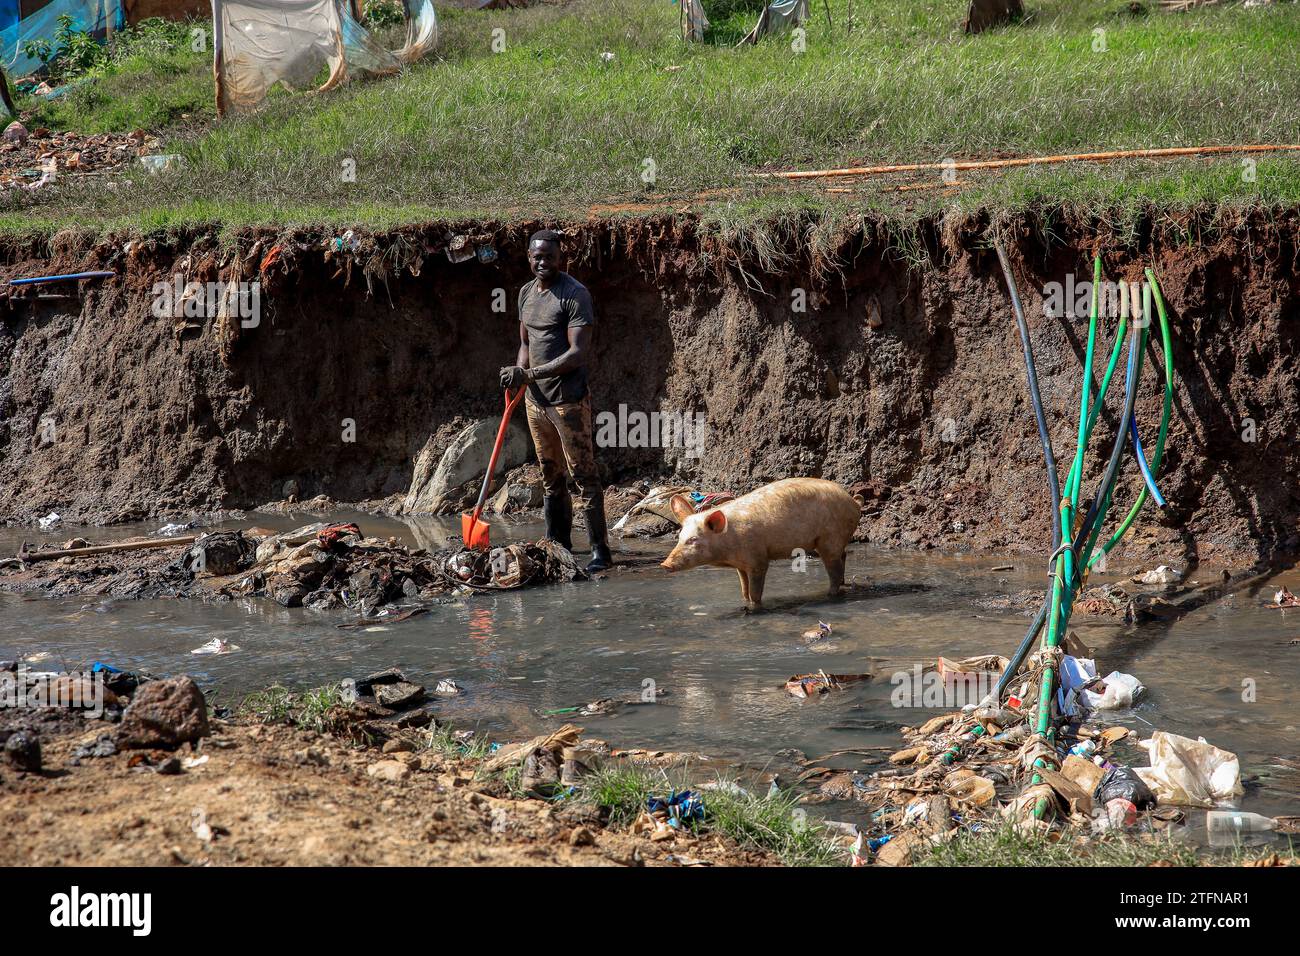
[747,562,768,608]
[736,568,751,605]
[824,549,847,597]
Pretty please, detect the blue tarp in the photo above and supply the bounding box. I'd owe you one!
[1,0,124,77]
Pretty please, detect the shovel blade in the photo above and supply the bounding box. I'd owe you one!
[461,513,491,551]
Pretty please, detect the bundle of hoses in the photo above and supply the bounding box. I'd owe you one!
[944,240,1175,823]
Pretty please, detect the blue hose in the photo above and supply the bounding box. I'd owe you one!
[8,271,116,286]
[1129,417,1167,508]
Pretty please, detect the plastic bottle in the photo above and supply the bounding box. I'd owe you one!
[1207,811,1277,840]
[1069,739,1097,759]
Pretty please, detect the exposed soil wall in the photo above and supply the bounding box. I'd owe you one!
[1,209,1297,566]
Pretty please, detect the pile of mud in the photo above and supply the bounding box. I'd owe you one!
[1,209,1298,568]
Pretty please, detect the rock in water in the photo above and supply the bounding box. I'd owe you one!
[116,675,211,749]
[402,417,531,515]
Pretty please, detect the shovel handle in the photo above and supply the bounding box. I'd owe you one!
[466,387,526,544]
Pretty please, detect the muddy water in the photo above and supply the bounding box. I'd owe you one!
[2,513,1298,842]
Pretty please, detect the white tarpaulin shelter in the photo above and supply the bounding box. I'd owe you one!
[739,0,808,44]
[211,0,437,116]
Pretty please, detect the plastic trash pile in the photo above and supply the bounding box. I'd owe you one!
[212,522,584,613]
[822,645,1248,866]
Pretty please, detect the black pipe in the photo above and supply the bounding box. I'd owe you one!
[994,237,1062,549]
[1068,329,1143,591]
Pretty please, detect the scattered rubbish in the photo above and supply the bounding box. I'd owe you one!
[445,235,476,263]
[182,754,210,770]
[801,621,832,644]
[937,654,1008,688]
[190,638,240,656]
[1083,672,1144,711]
[944,771,996,808]
[90,661,155,698]
[139,154,185,173]
[336,606,428,630]
[1135,565,1183,585]
[156,521,200,536]
[481,723,584,796]
[1098,798,1138,831]
[38,512,61,531]
[1094,766,1156,810]
[1134,731,1243,808]
[434,679,462,696]
[1271,586,1300,608]
[1206,810,1278,847]
[784,670,872,699]
[331,230,361,255]
[636,790,704,838]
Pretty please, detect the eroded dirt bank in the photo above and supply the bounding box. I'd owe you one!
[1,209,1297,566]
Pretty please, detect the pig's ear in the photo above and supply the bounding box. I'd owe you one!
[669,494,695,523]
[703,509,727,534]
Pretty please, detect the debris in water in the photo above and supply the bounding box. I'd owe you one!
[1134,565,1183,585]
[1271,586,1300,608]
[801,621,832,644]
[784,670,872,699]
[190,638,240,656]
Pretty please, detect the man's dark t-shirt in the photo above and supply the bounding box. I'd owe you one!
[518,272,595,406]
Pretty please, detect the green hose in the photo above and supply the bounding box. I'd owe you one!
[1090,271,1175,564]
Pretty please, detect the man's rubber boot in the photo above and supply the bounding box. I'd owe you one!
[583,498,613,574]
[543,494,573,552]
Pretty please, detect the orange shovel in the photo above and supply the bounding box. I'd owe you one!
[462,386,526,550]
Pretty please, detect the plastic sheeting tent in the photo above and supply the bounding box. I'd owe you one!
[738,0,807,44]
[1,0,123,77]
[212,0,437,116]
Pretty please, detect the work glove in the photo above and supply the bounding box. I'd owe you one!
[499,366,530,389]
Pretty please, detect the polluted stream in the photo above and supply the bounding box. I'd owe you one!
[2,511,1298,850]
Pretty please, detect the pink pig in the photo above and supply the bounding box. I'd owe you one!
[660,478,862,608]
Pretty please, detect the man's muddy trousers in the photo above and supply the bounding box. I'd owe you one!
[524,394,604,512]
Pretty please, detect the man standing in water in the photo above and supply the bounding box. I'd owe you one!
[499,230,612,573]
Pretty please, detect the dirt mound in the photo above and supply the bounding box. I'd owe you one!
[1,209,1297,568]
[0,710,775,867]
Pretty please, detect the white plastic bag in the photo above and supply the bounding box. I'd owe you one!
[1081,671,1144,711]
[1056,656,1096,716]
[1134,731,1242,808]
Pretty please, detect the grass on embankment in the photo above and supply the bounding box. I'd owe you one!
[921,818,1300,867]
[3,0,1300,233]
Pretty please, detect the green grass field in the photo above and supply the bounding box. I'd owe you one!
[4,0,1299,234]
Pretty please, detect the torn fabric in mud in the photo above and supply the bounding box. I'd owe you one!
[211,0,438,116]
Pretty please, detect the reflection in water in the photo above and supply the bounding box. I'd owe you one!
[2,514,1298,836]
